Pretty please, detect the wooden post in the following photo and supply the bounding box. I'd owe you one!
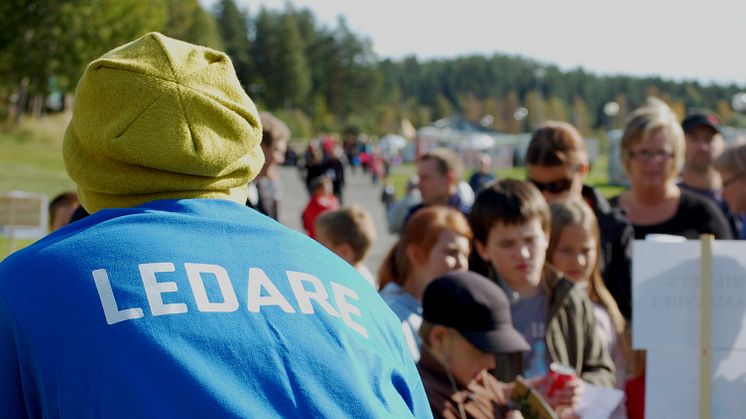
[700,234,714,419]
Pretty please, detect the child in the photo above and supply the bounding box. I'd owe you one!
[548,199,630,419]
[315,205,378,288]
[302,175,339,239]
[380,176,396,211]
[378,206,472,361]
[470,179,614,413]
[48,191,79,232]
[418,270,528,419]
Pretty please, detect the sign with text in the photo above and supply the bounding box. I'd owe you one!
[633,240,746,350]
[633,240,746,418]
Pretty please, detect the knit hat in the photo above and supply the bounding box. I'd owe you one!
[64,32,263,213]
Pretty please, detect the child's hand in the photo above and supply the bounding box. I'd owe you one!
[505,410,524,419]
[547,375,583,410]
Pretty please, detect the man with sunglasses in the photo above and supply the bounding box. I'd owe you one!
[525,121,634,320]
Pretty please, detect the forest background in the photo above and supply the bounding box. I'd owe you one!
[3,0,746,138]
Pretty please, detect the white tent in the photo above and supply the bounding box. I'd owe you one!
[460,133,495,151]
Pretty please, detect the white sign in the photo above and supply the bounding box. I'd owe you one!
[0,191,48,240]
[633,241,746,350]
[633,240,746,418]
[646,349,746,419]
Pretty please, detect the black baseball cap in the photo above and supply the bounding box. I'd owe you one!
[422,271,530,354]
[682,112,722,135]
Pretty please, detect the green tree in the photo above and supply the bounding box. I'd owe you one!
[572,96,591,134]
[163,0,223,50]
[0,0,167,121]
[215,0,253,88]
[433,94,453,121]
[273,9,311,109]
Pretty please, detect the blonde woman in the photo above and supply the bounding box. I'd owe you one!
[611,98,732,240]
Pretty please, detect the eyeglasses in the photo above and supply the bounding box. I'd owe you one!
[529,177,574,194]
[723,170,746,188]
[628,150,674,161]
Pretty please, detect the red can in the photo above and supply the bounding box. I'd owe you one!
[546,362,576,397]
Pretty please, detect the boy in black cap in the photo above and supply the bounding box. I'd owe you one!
[418,270,529,419]
[680,111,746,238]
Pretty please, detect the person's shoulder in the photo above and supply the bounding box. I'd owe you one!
[584,186,630,229]
[679,187,717,209]
[678,187,729,220]
[380,283,419,318]
[548,272,592,311]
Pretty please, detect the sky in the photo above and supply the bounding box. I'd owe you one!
[210,0,746,87]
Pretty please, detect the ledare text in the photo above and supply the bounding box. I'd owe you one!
[91,262,368,338]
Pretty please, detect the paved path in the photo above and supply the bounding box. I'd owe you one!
[277,165,398,277]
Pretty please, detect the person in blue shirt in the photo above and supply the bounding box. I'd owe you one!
[468,152,496,193]
[0,32,430,419]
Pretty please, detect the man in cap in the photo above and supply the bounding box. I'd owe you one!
[0,33,429,418]
[680,112,745,238]
[418,270,529,418]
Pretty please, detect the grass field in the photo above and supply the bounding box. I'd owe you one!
[1,113,77,257]
[1,114,626,258]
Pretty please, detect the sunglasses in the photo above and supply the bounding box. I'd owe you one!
[529,177,574,194]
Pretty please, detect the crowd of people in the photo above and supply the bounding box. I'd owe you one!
[3,33,746,418]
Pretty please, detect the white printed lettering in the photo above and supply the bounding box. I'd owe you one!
[247,267,295,313]
[140,263,188,316]
[92,262,366,338]
[185,263,239,313]
[92,269,144,325]
[331,282,368,338]
[286,271,340,317]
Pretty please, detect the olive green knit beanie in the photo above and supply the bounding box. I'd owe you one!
[64,32,263,213]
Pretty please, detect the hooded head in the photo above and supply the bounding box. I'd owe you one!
[64,32,264,213]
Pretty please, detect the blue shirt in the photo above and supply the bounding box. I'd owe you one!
[380,282,423,361]
[0,199,431,418]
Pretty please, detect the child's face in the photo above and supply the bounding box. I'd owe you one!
[476,218,548,296]
[550,224,596,284]
[315,182,332,196]
[440,329,496,387]
[417,229,470,282]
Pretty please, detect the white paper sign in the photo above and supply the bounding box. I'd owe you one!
[633,239,746,418]
[633,240,746,350]
[575,383,623,419]
[632,240,700,350]
[646,349,746,419]
[0,191,48,240]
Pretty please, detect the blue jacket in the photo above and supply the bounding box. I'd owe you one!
[0,199,431,418]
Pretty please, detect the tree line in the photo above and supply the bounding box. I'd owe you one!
[3,0,745,138]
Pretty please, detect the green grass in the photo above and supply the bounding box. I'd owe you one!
[0,113,77,259]
[0,113,76,196]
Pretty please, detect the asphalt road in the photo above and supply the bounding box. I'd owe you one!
[277,165,399,277]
